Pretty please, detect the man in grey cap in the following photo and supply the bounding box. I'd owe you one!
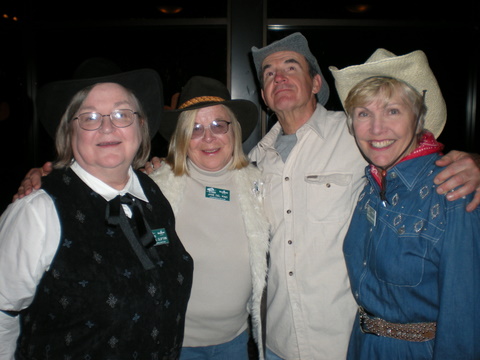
[248,32,480,359]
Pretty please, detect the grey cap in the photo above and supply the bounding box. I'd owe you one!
[251,32,330,105]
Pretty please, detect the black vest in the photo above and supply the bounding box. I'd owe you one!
[16,168,193,360]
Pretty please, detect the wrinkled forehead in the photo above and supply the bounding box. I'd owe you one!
[262,51,308,71]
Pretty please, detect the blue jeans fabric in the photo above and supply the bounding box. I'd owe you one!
[344,153,480,359]
[179,331,249,360]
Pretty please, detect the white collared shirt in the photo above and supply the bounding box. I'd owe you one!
[249,104,367,359]
[0,162,148,359]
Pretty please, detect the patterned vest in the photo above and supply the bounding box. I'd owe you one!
[16,168,193,360]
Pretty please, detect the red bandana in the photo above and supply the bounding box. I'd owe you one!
[371,131,444,186]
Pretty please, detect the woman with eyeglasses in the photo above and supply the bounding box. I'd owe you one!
[0,70,193,359]
[147,76,269,360]
[11,75,270,359]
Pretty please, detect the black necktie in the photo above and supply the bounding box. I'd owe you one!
[106,194,157,270]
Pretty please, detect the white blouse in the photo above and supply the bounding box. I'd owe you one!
[0,162,148,359]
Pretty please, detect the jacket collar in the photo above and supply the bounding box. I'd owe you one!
[258,103,327,150]
[368,153,441,191]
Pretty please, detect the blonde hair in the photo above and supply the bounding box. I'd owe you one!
[344,76,426,135]
[165,104,249,176]
[53,83,151,170]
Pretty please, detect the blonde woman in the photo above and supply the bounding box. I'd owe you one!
[330,49,480,359]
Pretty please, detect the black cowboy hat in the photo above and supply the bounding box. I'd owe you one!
[159,76,258,142]
[36,67,164,139]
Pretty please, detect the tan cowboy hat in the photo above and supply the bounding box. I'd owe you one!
[329,49,446,138]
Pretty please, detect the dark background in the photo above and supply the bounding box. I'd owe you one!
[1,0,479,213]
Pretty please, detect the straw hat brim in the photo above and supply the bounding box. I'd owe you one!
[329,49,446,138]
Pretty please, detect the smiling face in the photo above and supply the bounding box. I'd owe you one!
[71,83,141,184]
[260,51,321,131]
[352,90,419,169]
[187,105,235,172]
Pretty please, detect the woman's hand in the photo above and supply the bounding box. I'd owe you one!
[140,157,164,175]
[434,151,480,212]
[12,162,53,201]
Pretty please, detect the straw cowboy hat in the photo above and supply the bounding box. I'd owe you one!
[37,66,164,139]
[159,76,258,142]
[329,49,446,138]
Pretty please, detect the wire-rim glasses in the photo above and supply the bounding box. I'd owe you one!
[73,109,138,131]
[191,120,232,139]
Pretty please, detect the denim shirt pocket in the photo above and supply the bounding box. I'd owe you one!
[374,212,429,287]
[305,173,353,222]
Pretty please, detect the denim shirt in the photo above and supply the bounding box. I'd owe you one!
[344,153,480,359]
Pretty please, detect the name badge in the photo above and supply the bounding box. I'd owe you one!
[205,187,230,201]
[366,203,376,227]
[152,228,169,246]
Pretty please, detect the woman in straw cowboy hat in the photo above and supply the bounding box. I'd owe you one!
[0,70,193,359]
[329,49,480,359]
[149,76,269,359]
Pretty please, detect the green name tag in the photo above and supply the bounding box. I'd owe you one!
[205,187,230,201]
[152,228,169,246]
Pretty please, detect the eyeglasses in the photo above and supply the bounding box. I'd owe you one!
[73,109,138,131]
[191,120,231,139]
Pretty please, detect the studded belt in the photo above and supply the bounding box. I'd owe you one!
[359,307,436,342]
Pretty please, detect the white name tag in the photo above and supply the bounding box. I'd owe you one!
[366,203,377,227]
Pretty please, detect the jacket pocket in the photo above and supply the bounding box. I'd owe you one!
[305,173,353,222]
[374,215,428,287]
